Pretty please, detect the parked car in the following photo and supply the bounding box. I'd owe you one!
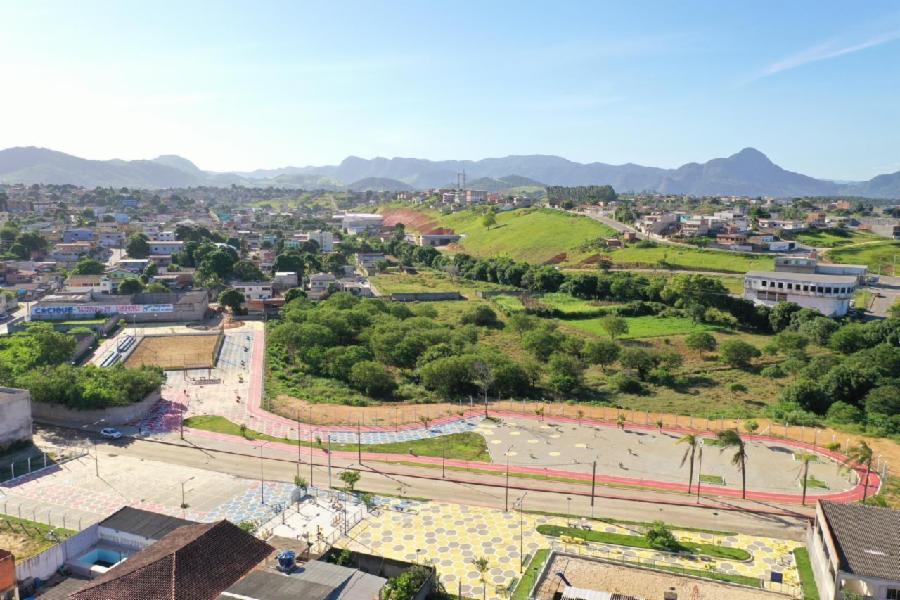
[100,427,123,439]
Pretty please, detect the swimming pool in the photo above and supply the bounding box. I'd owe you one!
[70,548,126,575]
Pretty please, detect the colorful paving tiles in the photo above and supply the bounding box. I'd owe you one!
[337,502,803,600]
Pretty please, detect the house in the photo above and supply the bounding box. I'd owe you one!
[336,213,383,235]
[354,252,385,274]
[65,274,114,294]
[98,231,125,248]
[219,560,387,600]
[51,242,93,264]
[758,217,807,231]
[146,241,184,256]
[232,281,274,302]
[806,212,828,227]
[744,271,857,317]
[307,272,336,300]
[679,217,711,237]
[114,259,150,274]
[294,230,334,252]
[716,232,748,246]
[414,228,461,247]
[807,500,900,600]
[150,231,176,241]
[272,272,299,289]
[0,549,15,600]
[63,229,95,243]
[69,518,273,600]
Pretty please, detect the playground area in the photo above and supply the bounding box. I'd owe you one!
[260,490,368,555]
[477,417,855,496]
[124,332,222,370]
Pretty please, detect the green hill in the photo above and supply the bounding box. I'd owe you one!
[438,208,616,264]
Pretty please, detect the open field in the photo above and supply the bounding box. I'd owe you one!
[125,333,221,370]
[0,514,75,560]
[605,245,775,273]
[793,228,878,248]
[825,239,900,274]
[565,315,717,339]
[369,269,510,297]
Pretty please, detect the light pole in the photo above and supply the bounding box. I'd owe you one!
[516,492,528,573]
[181,476,195,509]
[327,434,333,490]
[309,428,316,488]
[505,445,514,512]
[259,441,270,504]
[81,418,105,478]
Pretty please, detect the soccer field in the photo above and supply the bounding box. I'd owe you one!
[125,333,221,370]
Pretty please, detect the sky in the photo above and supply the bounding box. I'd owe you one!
[1,1,900,180]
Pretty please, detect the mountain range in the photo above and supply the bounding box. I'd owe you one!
[1,146,899,198]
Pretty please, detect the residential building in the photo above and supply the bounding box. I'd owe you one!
[744,271,857,316]
[150,230,176,241]
[807,500,900,600]
[231,281,274,302]
[336,213,383,235]
[680,217,710,236]
[219,561,387,600]
[63,229,95,243]
[68,519,273,600]
[307,272,336,300]
[0,387,32,451]
[51,242,93,264]
[775,256,869,283]
[0,549,16,600]
[414,228,461,247]
[295,230,334,252]
[355,252,385,274]
[272,271,299,289]
[146,241,184,256]
[758,217,807,231]
[98,231,125,248]
[65,274,114,294]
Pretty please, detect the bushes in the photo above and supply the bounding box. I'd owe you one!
[18,364,164,409]
[719,340,761,369]
[685,331,717,352]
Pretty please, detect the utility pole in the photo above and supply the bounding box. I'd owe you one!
[357,419,362,465]
[505,447,512,512]
[590,460,597,518]
[442,442,446,478]
[696,445,703,503]
[309,429,314,488]
[327,434,332,490]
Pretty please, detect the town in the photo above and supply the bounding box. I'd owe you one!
[1,176,898,600]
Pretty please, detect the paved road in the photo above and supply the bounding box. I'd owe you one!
[41,428,810,541]
[866,275,900,317]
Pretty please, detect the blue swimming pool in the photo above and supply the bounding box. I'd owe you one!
[71,548,126,572]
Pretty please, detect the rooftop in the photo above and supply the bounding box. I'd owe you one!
[745,271,858,284]
[99,506,196,541]
[819,501,900,581]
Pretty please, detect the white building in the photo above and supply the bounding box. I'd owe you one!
[336,213,383,235]
[65,274,114,294]
[151,231,177,242]
[231,281,273,302]
[272,271,299,289]
[0,387,32,450]
[147,241,184,256]
[744,271,857,317]
[807,501,900,600]
[297,230,334,252]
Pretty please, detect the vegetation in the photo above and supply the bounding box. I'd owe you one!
[792,228,876,248]
[567,315,715,339]
[536,524,751,560]
[182,415,491,461]
[511,549,549,600]
[0,323,164,409]
[793,548,820,600]
[382,566,432,600]
[826,239,900,274]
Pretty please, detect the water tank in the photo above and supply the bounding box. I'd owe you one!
[663,588,678,600]
[276,550,296,572]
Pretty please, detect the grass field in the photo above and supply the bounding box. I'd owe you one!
[183,415,491,461]
[125,334,220,370]
[439,208,617,264]
[826,239,900,274]
[793,548,820,600]
[565,315,716,339]
[369,269,510,297]
[0,514,75,560]
[605,245,774,273]
[793,228,878,248]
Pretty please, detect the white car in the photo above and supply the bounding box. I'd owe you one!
[100,427,123,439]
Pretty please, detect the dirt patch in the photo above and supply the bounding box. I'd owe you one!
[543,252,568,265]
[0,526,55,560]
[381,208,440,233]
[536,555,784,600]
[125,333,221,370]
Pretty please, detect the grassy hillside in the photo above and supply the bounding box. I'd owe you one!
[825,239,900,274]
[606,245,774,273]
[439,208,617,264]
[792,228,878,248]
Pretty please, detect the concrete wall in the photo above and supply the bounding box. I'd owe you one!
[0,389,32,451]
[15,525,98,583]
[30,390,160,427]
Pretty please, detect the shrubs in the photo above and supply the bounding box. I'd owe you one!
[18,364,164,409]
[719,340,761,369]
[685,331,717,352]
[645,521,682,552]
[609,373,643,394]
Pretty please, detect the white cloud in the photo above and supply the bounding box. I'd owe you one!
[752,28,900,81]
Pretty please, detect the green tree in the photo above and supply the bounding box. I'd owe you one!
[218,288,245,313]
[600,315,628,340]
[145,282,170,293]
[583,339,620,370]
[716,429,748,500]
[71,257,105,275]
[546,353,584,395]
[677,434,699,495]
[482,210,497,229]
[684,331,717,352]
[339,470,361,492]
[645,521,681,552]
[719,340,761,369]
[232,260,265,281]
[471,557,490,600]
[118,277,144,294]
[126,233,150,258]
[348,361,396,398]
[864,385,900,417]
[619,347,657,379]
[841,441,874,502]
[797,452,817,506]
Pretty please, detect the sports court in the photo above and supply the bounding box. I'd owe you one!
[125,333,222,370]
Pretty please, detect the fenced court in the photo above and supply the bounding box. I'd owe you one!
[124,332,223,370]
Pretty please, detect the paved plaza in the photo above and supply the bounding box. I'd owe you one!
[339,501,804,600]
[477,417,854,495]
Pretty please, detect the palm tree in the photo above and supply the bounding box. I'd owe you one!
[471,556,490,600]
[717,429,748,499]
[796,453,816,506]
[677,434,699,494]
[841,441,875,502]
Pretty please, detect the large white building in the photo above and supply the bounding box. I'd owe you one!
[336,213,383,235]
[807,501,900,600]
[744,271,857,317]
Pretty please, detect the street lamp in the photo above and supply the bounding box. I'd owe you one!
[259,441,270,504]
[505,445,515,512]
[516,493,528,573]
[181,476,195,509]
[81,418,106,478]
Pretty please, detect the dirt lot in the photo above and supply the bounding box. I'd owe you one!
[0,520,59,560]
[536,555,785,600]
[125,333,221,370]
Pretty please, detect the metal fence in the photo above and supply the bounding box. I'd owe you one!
[1,446,89,485]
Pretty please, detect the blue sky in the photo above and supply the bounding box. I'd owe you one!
[1,1,900,180]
